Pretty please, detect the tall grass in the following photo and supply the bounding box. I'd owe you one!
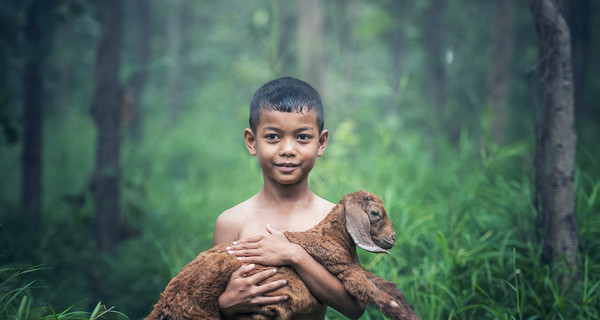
[0,266,127,320]
[316,121,600,319]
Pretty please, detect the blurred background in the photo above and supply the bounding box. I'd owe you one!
[1,0,598,319]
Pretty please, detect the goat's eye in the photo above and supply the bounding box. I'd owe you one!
[370,210,380,218]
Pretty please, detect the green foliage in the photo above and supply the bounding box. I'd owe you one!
[1,0,599,319]
[318,128,600,319]
[0,266,128,320]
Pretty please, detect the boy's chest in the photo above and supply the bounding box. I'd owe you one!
[237,209,325,240]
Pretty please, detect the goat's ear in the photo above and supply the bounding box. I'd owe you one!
[345,201,390,254]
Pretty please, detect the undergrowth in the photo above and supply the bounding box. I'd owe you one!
[0,266,127,320]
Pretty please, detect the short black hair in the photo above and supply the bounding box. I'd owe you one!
[249,77,324,133]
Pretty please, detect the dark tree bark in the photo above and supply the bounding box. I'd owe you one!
[21,0,55,234]
[565,0,590,118]
[487,0,514,145]
[530,0,578,270]
[297,0,327,95]
[90,0,124,251]
[127,0,151,139]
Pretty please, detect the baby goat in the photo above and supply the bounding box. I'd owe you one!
[145,191,419,320]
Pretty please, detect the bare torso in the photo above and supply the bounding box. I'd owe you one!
[214,192,335,320]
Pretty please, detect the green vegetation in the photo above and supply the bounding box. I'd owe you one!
[0,266,127,320]
[3,108,598,319]
[1,0,599,319]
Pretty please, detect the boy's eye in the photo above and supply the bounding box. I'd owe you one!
[265,134,279,140]
[297,134,311,141]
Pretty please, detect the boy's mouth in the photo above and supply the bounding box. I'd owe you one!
[275,162,300,172]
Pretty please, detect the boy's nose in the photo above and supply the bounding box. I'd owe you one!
[279,139,296,156]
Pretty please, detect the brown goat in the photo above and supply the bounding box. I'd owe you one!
[144,191,419,320]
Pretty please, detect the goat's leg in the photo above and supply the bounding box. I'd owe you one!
[338,268,419,320]
[363,272,408,304]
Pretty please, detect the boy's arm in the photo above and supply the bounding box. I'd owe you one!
[287,245,366,319]
[213,215,289,319]
[229,225,366,319]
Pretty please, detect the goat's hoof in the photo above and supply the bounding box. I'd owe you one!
[390,300,399,307]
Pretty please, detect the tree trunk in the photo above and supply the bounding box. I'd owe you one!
[276,0,295,75]
[565,0,590,118]
[166,0,185,123]
[21,0,55,235]
[297,0,327,96]
[530,0,578,270]
[422,0,446,121]
[384,0,405,113]
[127,0,151,139]
[332,0,356,82]
[90,0,124,252]
[487,0,514,145]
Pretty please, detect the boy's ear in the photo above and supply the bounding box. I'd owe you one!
[317,129,328,157]
[244,128,257,156]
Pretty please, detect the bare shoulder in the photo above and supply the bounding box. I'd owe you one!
[213,197,257,246]
[312,194,336,218]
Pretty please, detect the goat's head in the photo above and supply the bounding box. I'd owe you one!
[342,191,396,254]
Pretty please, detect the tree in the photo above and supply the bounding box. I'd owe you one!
[126,0,151,139]
[487,0,514,145]
[90,0,124,251]
[297,0,327,95]
[565,0,590,119]
[530,0,578,270]
[422,0,446,123]
[166,0,185,123]
[0,1,26,148]
[382,0,405,114]
[21,0,56,235]
[275,0,296,75]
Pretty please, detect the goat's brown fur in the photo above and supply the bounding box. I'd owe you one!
[144,191,419,320]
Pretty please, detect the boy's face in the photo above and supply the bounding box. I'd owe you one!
[244,108,328,186]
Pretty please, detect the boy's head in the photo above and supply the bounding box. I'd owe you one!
[249,77,324,134]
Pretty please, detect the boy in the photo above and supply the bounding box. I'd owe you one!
[212,77,365,319]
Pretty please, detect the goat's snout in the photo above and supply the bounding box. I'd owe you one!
[387,232,396,247]
[377,232,396,250]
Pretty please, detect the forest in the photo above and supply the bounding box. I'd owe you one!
[1,0,599,319]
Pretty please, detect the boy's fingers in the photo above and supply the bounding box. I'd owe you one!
[232,264,255,278]
[227,242,260,252]
[236,256,259,265]
[257,279,288,294]
[229,247,262,258]
[248,268,280,284]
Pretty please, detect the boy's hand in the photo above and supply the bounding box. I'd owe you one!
[227,224,304,266]
[218,264,288,318]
